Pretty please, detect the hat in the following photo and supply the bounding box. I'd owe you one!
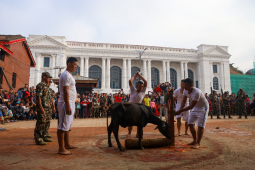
[42,72,52,78]
[239,88,243,91]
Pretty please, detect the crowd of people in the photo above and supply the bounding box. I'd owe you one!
[0,81,253,125]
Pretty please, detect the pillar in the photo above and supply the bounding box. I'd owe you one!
[184,62,188,79]
[162,61,166,83]
[147,59,151,88]
[220,62,224,90]
[85,57,89,77]
[127,59,131,87]
[51,54,56,78]
[101,58,106,89]
[143,59,147,80]
[106,58,111,88]
[80,57,84,76]
[122,59,127,89]
[36,53,41,84]
[180,61,184,80]
[166,61,170,83]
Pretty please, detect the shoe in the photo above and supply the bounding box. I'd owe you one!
[238,117,241,119]
[36,141,47,145]
[43,138,53,142]
[245,117,248,119]
[229,116,233,119]
[45,134,52,138]
[217,117,221,119]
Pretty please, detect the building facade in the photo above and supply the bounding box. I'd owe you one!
[0,35,35,91]
[27,35,231,94]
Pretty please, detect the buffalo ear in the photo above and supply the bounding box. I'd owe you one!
[154,126,158,130]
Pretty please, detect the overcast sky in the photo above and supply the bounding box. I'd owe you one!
[1,0,254,72]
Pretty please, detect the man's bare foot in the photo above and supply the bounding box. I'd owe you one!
[175,132,182,137]
[58,149,72,155]
[65,145,78,149]
[191,143,200,149]
[187,141,196,145]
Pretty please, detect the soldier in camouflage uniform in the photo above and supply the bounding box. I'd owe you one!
[44,80,56,138]
[210,90,221,119]
[231,93,238,115]
[92,93,100,118]
[34,72,53,145]
[99,93,107,118]
[236,88,247,119]
[223,91,232,119]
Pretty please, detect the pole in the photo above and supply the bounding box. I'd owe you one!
[167,89,175,146]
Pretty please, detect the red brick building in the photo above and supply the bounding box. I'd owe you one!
[0,35,35,91]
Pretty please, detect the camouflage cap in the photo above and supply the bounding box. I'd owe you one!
[224,91,229,94]
[42,72,52,78]
[239,88,243,91]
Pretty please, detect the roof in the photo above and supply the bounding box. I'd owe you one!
[0,35,36,67]
[52,76,98,87]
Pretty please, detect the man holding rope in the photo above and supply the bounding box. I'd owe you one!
[175,78,209,149]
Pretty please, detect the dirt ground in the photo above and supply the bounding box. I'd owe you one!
[0,116,255,170]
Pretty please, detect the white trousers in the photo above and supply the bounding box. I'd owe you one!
[58,101,75,131]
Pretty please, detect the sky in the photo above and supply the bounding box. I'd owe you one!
[1,0,255,72]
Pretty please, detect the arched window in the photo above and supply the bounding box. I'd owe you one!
[170,68,177,89]
[89,65,102,89]
[151,67,159,88]
[213,77,219,90]
[72,65,80,76]
[110,66,122,89]
[188,69,194,84]
[131,66,140,86]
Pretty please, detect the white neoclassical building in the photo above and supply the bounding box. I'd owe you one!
[27,35,231,94]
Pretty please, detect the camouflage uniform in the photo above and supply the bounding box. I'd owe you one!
[44,88,53,137]
[211,93,220,118]
[236,91,247,118]
[223,92,232,118]
[231,96,238,115]
[92,96,100,118]
[99,96,107,118]
[34,81,52,142]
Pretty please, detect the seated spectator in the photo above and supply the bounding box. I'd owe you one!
[22,103,31,120]
[15,102,25,120]
[12,92,19,106]
[33,109,37,120]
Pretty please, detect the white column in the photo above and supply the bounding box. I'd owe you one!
[210,62,213,85]
[51,54,56,78]
[180,61,184,80]
[197,62,201,88]
[143,59,147,80]
[80,57,84,76]
[147,60,151,88]
[223,62,231,92]
[127,59,131,87]
[106,58,111,88]
[122,59,127,89]
[85,57,89,77]
[220,62,224,89]
[162,61,166,83]
[36,53,41,84]
[184,62,188,78]
[101,58,106,89]
[166,61,170,83]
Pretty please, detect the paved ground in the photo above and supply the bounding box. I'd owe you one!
[0,116,255,170]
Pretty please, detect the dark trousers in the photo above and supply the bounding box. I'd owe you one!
[81,107,87,118]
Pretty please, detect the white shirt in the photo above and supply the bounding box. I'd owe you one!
[183,87,208,111]
[22,106,30,113]
[173,88,189,107]
[59,70,77,103]
[129,84,146,103]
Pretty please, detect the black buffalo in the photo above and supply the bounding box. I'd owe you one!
[107,102,171,151]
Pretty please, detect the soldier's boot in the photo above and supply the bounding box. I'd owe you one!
[228,114,233,119]
[238,116,242,119]
[223,114,225,119]
[43,138,53,142]
[217,115,221,119]
[36,141,47,145]
[211,114,213,119]
[45,134,52,138]
[245,116,248,119]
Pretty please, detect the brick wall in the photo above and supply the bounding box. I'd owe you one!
[0,42,31,91]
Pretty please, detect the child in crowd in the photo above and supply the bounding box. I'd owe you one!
[81,99,89,118]
[150,99,156,115]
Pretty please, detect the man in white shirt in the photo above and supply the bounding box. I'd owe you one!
[173,80,190,136]
[128,72,147,137]
[57,57,79,155]
[175,78,209,149]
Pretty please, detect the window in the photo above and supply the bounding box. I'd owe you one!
[213,65,217,73]
[196,81,199,88]
[110,66,122,89]
[213,77,219,90]
[72,65,80,76]
[0,50,5,61]
[170,68,177,89]
[131,67,140,86]
[12,73,16,88]
[43,57,50,67]
[151,67,159,88]
[89,65,102,89]
[188,69,194,84]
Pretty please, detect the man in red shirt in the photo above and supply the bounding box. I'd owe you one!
[115,93,121,103]
[156,85,161,93]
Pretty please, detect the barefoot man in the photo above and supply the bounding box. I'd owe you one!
[127,72,147,137]
[175,78,209,149]
[57,57,79,155]
[174,80,190,136]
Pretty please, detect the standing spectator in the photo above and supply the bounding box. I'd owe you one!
[156,85,161,93]
[144,95,151,107]
[111,94,115,104]
[75,94,81,118]
[150,99,156,115]
[80,98,88,118]
[115,93,121,103]
[87,93,92,118]
[24,84,29,91]
[92,93,100,118]
[158,91,168,121]
[107,95,113,106]
[9,89,14,103]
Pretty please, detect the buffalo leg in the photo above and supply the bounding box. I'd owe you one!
[108,122,113,147]
[113,125,125,151]
[138,126,144,150]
